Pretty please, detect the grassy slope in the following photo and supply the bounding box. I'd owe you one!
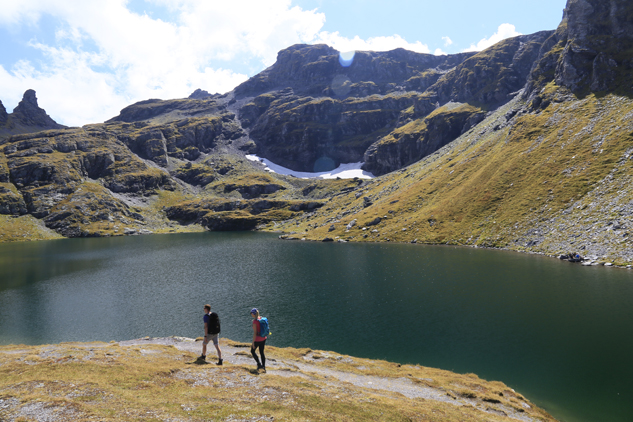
[273,89,633,265]
[0,339,555,422]
[0,214,62,242]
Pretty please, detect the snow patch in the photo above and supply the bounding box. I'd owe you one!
[246,155,374,179]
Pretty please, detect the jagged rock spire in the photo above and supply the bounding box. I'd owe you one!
[0,99,8,125]
[11,89,63,129]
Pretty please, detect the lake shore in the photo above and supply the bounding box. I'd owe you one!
[0,336,556,422]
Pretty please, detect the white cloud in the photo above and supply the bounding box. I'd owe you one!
[0,0,326,125]
[316,31,432,55]
[442,36,453,47]
[0,0,454,126]
[463,23,522,52]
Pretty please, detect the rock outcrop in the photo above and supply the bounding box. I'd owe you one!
[0,90,65,139]
[235,44,475,99]
[0,100,8,125]
[244,91,436,172]
[188,88,216,99]
[236,34,556,174]
[363,103,486,175]
[11,90,64,130]
[106,97,225,123]
[524,0,633,99]
[431,32,554,107]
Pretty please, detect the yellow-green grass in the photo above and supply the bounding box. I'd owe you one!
[276,91,633,264]
[0,214,62,242]
[0,340,555,422]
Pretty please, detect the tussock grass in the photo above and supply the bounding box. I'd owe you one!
[0,214,62,242]
[0,339,556,422]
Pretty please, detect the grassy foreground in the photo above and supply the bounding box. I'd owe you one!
[0,337,556,422]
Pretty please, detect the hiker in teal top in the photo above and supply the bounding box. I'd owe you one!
[250,308,267,372]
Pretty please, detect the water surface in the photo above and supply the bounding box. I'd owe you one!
[1,232,632,422]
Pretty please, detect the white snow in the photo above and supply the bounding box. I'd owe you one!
[245,155,375,179]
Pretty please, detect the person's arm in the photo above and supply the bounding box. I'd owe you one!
[252,320,258,346]
[204,321,208,336]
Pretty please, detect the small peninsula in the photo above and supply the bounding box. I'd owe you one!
[0,337,556,421]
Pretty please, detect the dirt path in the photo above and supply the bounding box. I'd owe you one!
[119,336,538,422]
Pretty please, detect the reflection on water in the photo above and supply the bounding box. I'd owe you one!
[1,232,632,422]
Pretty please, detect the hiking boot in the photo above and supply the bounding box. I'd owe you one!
[216,359,223,366]
[256,364,263,371]
[197,355,206,361]
[261,366,266,372]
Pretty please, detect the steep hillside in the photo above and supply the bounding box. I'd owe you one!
[275,93,633,265]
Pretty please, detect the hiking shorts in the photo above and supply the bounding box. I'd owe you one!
[204,334,219,346]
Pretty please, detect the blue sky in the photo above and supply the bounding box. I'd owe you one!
[0,0,567,126]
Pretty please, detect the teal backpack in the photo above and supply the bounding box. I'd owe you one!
[258,317,270,337]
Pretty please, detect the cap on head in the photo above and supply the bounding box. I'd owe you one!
[250,308,258,315]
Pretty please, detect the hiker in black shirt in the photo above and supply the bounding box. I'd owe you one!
[199,304,223,365]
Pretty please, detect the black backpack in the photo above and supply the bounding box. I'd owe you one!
[207,312,221,335]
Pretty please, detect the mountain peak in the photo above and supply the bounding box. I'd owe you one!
[524,0,633,97]
[0,100,7,125]
[11,89,64,129]
[563,0,633,40]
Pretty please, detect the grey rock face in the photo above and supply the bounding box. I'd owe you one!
[234,44,476,100]
[552,0,633,94]
[591,52,619,91]
[363,104,486,176]
[432,31,554,108]
[243,88,437,172]
[107,97,225,123]
[0,100,8,125]
[565,0,633,40]
[11,90,64,129]
[239,35,553,174]
[114,113,245,166]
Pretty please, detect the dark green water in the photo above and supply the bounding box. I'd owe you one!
[1,232,632,422]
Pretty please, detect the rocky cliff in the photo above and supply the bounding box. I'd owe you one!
[234,38,560,175]
[0,101,8,125]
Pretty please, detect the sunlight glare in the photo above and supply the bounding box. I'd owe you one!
[338,50,356,67]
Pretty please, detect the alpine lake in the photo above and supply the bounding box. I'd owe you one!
[1,231,632,422]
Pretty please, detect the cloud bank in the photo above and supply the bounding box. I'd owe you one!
[463,23,522,52]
